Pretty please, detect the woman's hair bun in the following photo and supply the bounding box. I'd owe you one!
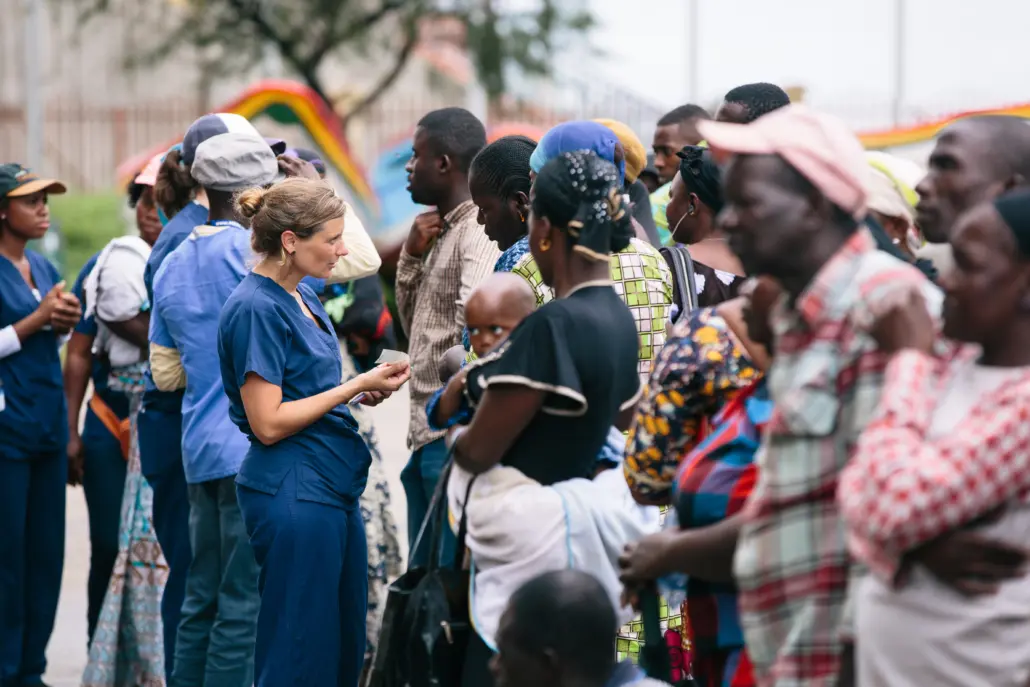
[235,187,267,219]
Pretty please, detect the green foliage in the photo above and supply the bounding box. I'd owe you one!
[49,193,126,282]
[67,0,593,119]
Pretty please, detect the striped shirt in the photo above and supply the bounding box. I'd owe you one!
[733,228,942,687]
[395,200,500,450]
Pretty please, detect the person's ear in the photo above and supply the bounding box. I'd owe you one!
[437,153,452,175]
[512,191,530,219]
[687,192,700,215]
[281,230,298,257]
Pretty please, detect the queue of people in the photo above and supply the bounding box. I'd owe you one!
[2,79,1030,687]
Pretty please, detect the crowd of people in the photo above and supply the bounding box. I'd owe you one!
[1,79,1029,687]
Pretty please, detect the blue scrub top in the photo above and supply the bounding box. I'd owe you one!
[151,222,254,483]
[71,252,130,420]
[219,272,370,509]
[142,201,208,412]
[0,250,68,460]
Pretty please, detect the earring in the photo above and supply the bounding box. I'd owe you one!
[538,237,551,252]
[891,237,900,245]
[518,212,525,222]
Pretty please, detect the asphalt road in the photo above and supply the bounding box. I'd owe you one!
[43,388,412,686]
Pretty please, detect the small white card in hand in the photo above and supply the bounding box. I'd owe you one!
[350,350,410,405]
[376,349,409,364]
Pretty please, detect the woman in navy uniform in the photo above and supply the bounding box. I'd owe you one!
[218,178,409,686]
[0,164,81,687]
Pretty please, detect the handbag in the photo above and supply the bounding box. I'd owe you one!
[367,456,475,687]
[658,245,700,324]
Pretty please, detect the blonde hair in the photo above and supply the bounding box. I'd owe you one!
[235,178,346,257]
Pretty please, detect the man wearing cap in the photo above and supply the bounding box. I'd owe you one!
[138,113,281,680]
[0,163,79,687]
[149,131,286,687]
[697,105,942,686]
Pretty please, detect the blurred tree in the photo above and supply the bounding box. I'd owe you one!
[71,0,593,125]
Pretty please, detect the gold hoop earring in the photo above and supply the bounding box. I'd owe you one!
[538,238,551,252]
[518,212,525,222]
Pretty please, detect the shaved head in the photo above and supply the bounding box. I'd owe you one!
[917,115,1030,243]
[465,273,536,356]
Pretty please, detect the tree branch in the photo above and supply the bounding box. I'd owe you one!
[343,23,418,127]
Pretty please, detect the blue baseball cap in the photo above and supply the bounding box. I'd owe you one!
[182,113,286,166]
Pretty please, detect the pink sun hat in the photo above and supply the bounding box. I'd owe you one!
[697,104,871,220]
[134,152,165,187]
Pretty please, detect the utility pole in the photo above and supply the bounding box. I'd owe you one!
[24,0,44,171]
[892,0,906,127]
[688,0,700,103]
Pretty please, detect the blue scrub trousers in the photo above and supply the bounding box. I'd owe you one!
[237,468,367,687]
[80,408,128,644]
[171,476,259,687]
[0,451,66,687]
[137,405,192,677]
[400,438,455,567]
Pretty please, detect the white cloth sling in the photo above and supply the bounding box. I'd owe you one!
[448,463,661,650]
[83,236,151,368]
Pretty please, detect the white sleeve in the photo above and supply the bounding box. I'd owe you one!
[96,248,149,323]
[327,205,382,284]
[0,325,22,359]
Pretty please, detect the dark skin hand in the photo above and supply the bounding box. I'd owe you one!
[51,292,82,335]
[63,331,93,486]
[404,211,443,259]
[432,366,470,428]
[277,155,321,181]
[869,289,936,354]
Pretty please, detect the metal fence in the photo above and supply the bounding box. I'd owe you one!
[0,86,667,192]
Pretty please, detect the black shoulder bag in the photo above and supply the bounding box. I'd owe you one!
[658,245,700,324]
[367,456,476,687]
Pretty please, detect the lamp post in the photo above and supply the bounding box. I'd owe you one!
[23,0,43,171]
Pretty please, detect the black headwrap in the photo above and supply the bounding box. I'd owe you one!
[677,145,724,214]
[993,190,1030,258]
[531,150,634,262]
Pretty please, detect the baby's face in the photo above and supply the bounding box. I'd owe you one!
[466,299,527,357]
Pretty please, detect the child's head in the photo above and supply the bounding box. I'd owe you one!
[465,273,536,357]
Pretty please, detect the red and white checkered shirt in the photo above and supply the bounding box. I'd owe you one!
[840,347,1030,582]
[733,229,942,687]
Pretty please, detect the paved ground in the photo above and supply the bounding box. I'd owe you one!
[44,389,412,686]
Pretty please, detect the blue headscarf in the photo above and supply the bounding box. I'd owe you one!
[529,121,625,185]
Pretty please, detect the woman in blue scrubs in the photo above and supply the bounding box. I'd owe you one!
[218,178,410,686]
[0,163,81,687]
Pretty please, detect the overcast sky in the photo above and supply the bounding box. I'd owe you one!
[587,0,1030,130]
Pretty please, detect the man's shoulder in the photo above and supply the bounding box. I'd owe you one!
[851,249,943,317]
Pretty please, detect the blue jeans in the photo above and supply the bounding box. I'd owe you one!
[137,405,192,678]
[400,438,456,567]
[171,477,260,687]
[81,408,128,644]
[0,452,66,687]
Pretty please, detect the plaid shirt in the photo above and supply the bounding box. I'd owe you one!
[733,229,942,687]
[840,347,1030,582]
[395,201,500,450]
[510,237,674,385]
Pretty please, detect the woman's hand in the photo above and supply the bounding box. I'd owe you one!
[870,288,935,355]
[359,390,390,407]
[619,530,677,585]
[51,292,82,335]
[36,282,67,323]
[358,361,411,394]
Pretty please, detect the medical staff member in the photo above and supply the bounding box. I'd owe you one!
[0,164,81,687]
[218,177,409,686]
[140,113,279,677]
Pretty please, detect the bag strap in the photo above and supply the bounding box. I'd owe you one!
[638,587,672,682]
[659,245,700,321]
[409,450,477,572]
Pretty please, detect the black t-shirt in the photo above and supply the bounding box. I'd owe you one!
[464,283,642,486]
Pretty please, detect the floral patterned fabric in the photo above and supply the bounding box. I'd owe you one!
[624,307,759,506]
[83,368,167,687]
[339,349,403,660]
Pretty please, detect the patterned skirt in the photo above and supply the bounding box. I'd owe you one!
[340,349,404,660]
[83,371,168,687]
